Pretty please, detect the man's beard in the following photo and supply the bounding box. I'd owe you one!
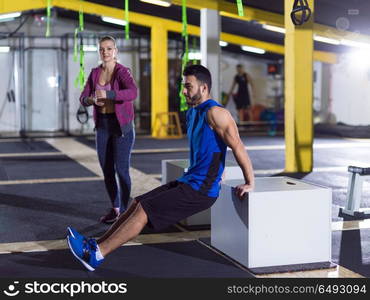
[185,91,202,106]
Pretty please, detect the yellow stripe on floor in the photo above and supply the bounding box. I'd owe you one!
[0,152,62,158]
[332,219,370,231]
[0,177,102,185]
[256,266,364,278]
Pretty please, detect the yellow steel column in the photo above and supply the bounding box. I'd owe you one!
[151,25,168,138]
[284,0,314,172]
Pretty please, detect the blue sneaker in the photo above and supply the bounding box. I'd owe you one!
[67,227,84,241]
[67,235,104,271]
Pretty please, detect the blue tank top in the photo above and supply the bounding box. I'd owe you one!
[178,99,227,197]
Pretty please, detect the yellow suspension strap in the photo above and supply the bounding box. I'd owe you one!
[74,2,86,90]
[73,28,79,62]
[236,0,244,17]
[125,0,130,40]
[75,2,89,124]
[79,4,84,32]
[75,39,88,123]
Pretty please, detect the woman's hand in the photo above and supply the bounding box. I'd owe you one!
[93,90,108,106]
[96,89,107,99]
[90,96,104,107]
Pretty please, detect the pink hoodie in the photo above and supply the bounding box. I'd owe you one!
[80,63,138,129]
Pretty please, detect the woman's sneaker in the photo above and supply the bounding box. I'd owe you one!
[67,234,104,271]
[100,208,119,224]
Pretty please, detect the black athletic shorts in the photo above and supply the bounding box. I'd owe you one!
[233,93,251,110]
[136,180,217,230]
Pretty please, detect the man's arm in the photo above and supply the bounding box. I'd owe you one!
[208,106,255,199]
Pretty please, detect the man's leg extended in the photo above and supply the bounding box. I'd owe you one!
[97,199,139,244]
[98,202,148,257]
[97,181,179,244]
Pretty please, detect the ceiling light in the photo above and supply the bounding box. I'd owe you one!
[0,46,10,53]
[219,41,228,47]
[101,16,127,26]
[340,39,370,49]
[262,24,286,34]
[0,12,21,20]
[140,0,171,7]
[241,45,266,54]
[0,12,21,23]
[314,35,340,45]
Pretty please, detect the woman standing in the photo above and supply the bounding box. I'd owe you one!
[80,35,137,224]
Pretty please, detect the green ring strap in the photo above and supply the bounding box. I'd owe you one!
[45,0,52,37]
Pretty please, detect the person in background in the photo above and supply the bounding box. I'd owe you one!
[227,64,255,123]
[79,35,137,224]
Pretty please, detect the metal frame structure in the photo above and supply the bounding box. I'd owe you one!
[340,166,370,218]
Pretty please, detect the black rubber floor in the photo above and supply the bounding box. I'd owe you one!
[316,123,370,138]
[236,150,286,170]
[131,152,189,175]
[0,181,109,243]
[0,181,180,243]
[76,136,190,151]
[0,241,253,278]
[0,155,97,180]
[0,140,59,154]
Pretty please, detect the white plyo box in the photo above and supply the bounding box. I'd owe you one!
[211,177,332,268]
[161,159,244,225]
